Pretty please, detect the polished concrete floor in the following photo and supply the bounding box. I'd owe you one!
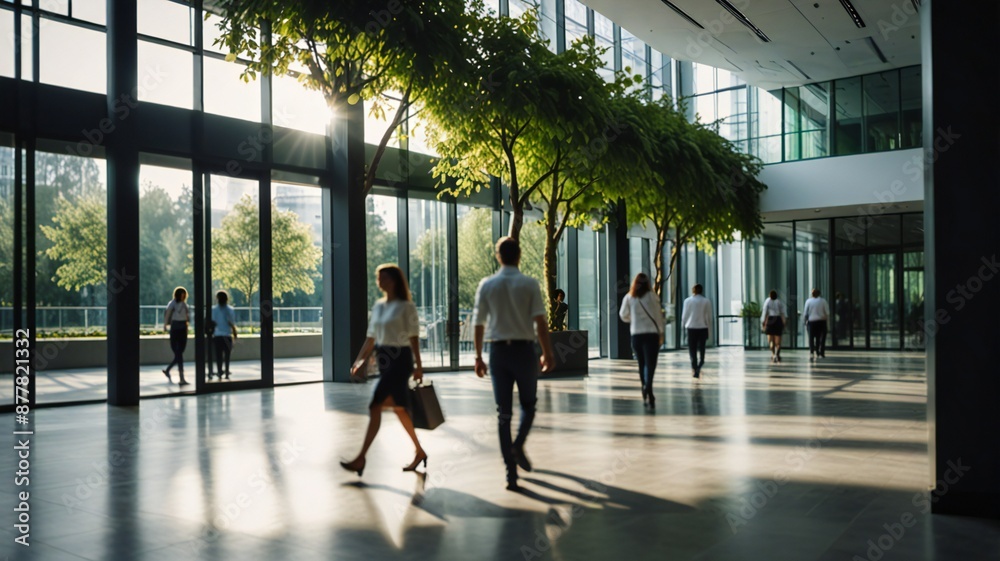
[1,349,998,560]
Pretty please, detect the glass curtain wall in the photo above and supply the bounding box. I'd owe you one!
[564,0,588,46]
[457,204,497,366]
[745,223,793,348]
[744,214,922,351]
[795,220,830,349]
[578,228,601,357]
[138,162,195,397]
[271,181,324,384]
[902,214,924,349]
[366,194,400,311]
[408,195,450,368]
[900,67,922,149]
[35,151,108,404]
[749,88,783,163]
[0,138,14,405]
[594,12,615,82]
[717,241,744,346]
[864,71,901,152]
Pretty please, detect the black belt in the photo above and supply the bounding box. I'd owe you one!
[490,339,534,346]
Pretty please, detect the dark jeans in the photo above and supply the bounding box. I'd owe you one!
[214,336,233,374]
[808,321,827,356]
[630,333,660,392]
[687,328,708,370]
[166,321,187,374]
[489,342,538,474]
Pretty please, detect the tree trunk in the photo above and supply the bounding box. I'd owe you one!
[507,198,523,240]
[653,225,668,299]
[543,221,558,328]
[668,243,682,293]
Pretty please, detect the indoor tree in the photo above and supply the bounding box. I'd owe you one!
[629,111,767,298]
[423,6,600,240]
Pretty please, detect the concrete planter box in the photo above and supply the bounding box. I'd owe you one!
[545,330,589,377]
[0,333,322,372]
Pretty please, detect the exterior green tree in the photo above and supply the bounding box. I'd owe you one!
[212,195,321,309]
[364,206,399,306]
[41,193,108,295]
[34,154,104,307]
[0,198,13,305]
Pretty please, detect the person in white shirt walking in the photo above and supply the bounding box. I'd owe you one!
[761,290,787,363]
[802,288,830,360]
[162,286,191,386]
[473,237,555,491]
[341,264,427,478]
[681,284,713,379]
[619,273,665,405]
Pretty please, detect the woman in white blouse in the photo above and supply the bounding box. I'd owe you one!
[761,289,787,363]
[619,273,666,406]
[162,286,191,386]
[341,264,427,477]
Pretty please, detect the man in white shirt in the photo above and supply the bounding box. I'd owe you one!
[473,237,555,491]
[802,288,830,360]
[681,284,713,379]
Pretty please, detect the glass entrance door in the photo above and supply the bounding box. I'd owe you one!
[869,252,899,349]
[204,174,263,385]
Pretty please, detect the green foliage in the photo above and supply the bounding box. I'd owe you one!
[0,198,12,306]
[740,301,762,319]
[455,207,496,310]
[41,194,107,292]
[139,182,192,307]
[365,205,399,306]
[271,204,323,301]
[211,195,321,306]
[423,5,604,239]
[621,97,768,296]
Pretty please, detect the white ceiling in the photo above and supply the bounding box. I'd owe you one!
[581,0,922,89]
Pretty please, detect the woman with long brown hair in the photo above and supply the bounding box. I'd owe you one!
[618,273,665,406]
[340,264,427,476]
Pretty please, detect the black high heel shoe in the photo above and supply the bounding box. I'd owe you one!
[340,458,366,477]
[403,451,428,472]
[641,386,649,405]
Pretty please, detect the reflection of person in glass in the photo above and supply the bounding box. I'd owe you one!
[761,289,787,363]
[162,286,191,385]
[341,264,427,477]
[835,292,850,341]
[550,289,569,331]
[211,290,238,380]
